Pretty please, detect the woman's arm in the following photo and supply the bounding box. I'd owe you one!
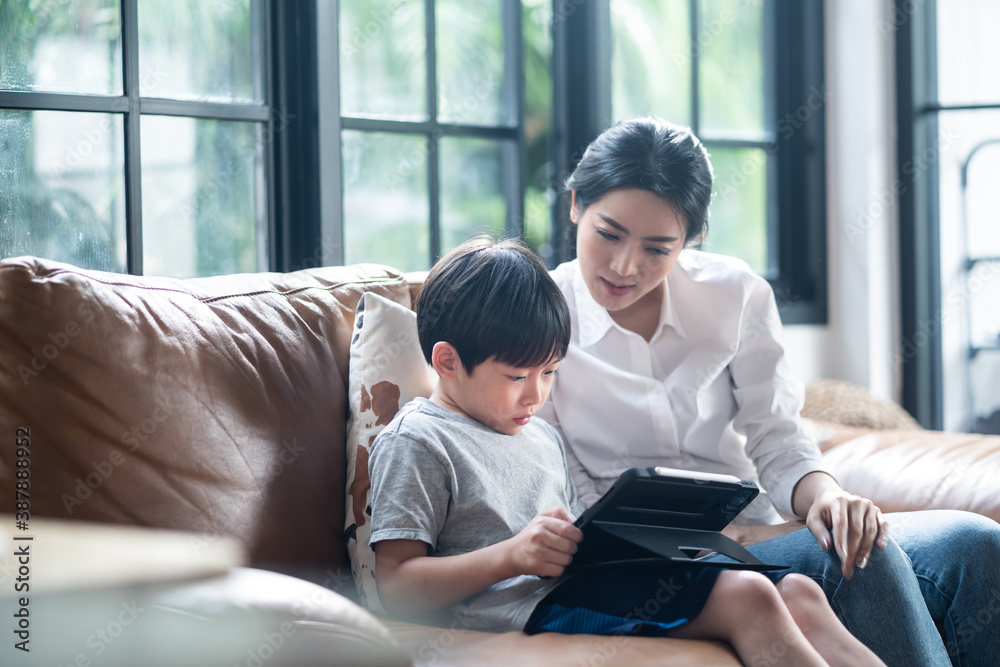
[792,471,890,579]
[374,507,582,615]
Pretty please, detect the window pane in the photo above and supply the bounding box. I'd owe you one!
[970,349,1000,433]
[0,0,122,95]
[968,262,1000,348]
[437,0,506,126]
[141,116,262,278]
[342,130,429,271]
[340,0,427,120]
[138,0,260,103]
[699,147,768,273]
[698,0,766,137]
[964,142,1000,259]
[523,0,554,262]
[0,110,126,271]
[936,110,1000,432]
[611,0,691,126]
[440,137,506,252]
[937,0,1000,106]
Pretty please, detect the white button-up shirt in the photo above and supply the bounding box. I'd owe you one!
[538,252,831,524]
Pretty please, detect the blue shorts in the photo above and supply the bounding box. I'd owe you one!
[524,565,723,636]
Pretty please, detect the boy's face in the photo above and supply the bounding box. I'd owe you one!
[444,356,561,436]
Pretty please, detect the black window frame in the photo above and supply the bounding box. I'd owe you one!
[0,0,279,276]
[332,0,528,269]
[551,0,828,325]
[895,0,1000,429]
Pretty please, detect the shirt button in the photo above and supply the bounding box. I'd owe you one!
[652,386,663,396]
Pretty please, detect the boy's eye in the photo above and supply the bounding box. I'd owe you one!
[596,228,618,241]
[543,369,558,378]
[508,375,526,382]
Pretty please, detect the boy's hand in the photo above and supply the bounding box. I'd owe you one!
[505,506,583,578]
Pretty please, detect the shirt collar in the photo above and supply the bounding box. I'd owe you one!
[571,260,687,349]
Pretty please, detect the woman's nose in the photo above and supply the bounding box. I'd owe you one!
[610,245,640,278]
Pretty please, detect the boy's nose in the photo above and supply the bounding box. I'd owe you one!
[521,378,543,405]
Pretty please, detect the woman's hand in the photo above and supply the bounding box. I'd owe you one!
[504,506,583,578]
[793,472,889,579]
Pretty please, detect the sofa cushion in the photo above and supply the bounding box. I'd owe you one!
[4,566,412,667]
[802,379,923,431]
[344,292,435,611]
[384,619,739,667]
[817,424,1000,523]
[0,256,411,576]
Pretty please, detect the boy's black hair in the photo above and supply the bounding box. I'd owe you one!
[416,237,570,374]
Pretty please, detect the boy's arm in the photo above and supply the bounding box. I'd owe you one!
[374,507,581,616]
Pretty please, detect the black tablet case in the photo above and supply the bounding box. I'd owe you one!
[568,467,787,573]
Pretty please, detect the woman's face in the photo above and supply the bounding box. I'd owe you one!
[572,188,686,317]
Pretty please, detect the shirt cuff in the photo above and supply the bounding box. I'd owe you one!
[772,460,838,520]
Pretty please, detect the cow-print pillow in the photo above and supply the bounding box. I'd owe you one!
[344,292,435,612]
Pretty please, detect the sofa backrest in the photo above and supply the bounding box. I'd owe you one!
[0,256,413,581]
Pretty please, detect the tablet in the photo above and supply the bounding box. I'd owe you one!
[573,466,760,533]
[567,466,784,572]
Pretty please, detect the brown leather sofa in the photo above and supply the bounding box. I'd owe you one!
[2,257,998,667]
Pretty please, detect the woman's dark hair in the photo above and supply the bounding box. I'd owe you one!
[416,237,570,373]
[566,117,714,246]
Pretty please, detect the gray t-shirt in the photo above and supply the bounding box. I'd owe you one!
[369,397,581,632]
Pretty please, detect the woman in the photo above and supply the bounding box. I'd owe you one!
[538,116,1000,666]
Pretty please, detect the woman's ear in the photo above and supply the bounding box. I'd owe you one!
[570,190,580,224]
[431,341,462,379]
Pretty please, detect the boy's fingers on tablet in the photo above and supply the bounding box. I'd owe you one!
[540,506,576,523]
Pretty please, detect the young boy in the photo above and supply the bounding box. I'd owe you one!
[368,238,884,667]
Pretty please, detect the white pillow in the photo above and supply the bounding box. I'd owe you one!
[344,291,436,613]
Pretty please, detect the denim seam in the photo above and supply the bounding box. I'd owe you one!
[914,571,961,667]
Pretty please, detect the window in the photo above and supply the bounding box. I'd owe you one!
[336,0,554,271]
[3,0,826,326]
[552,0,827,323]
[897,0,1000,432]
[0,0,271,278]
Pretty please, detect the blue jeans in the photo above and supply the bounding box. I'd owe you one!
[706,510,1000,667]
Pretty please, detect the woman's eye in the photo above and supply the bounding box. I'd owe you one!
[596,228,618,241]
[648,247,671,256]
